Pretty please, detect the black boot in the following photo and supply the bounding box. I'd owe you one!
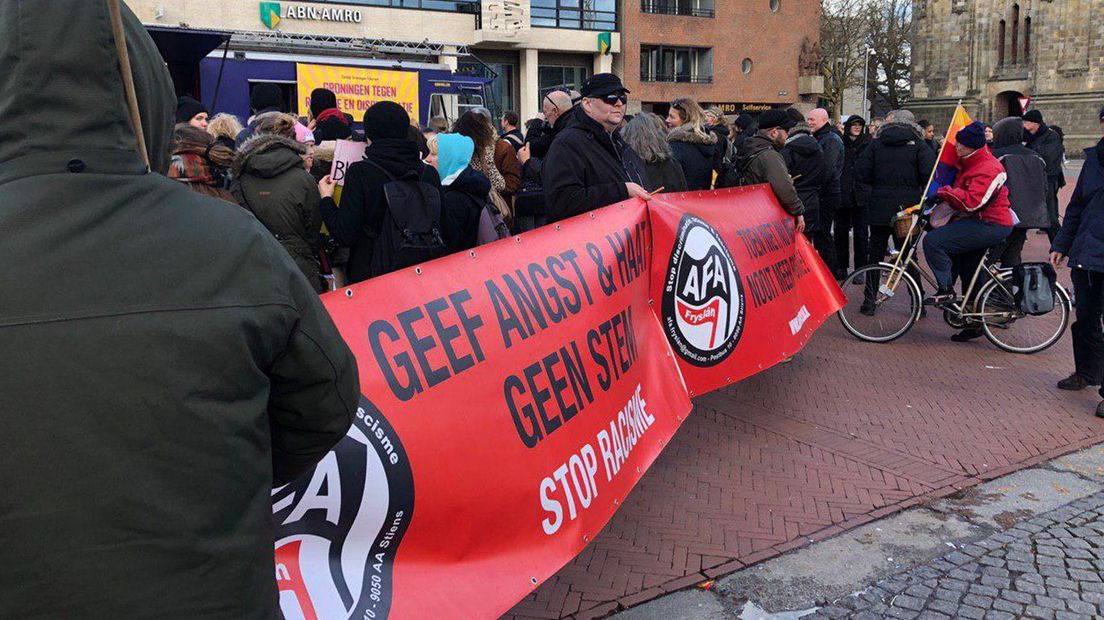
[950,327,985,342]
[1058,373,1101,391]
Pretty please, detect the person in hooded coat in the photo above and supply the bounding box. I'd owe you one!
[835,114,871,278]
[991,116,1049,267]
[853,109,936,307]
[428,133,492,251]
[318,101,442,284]
[781,111,824,235]
[0,3,358,618]
[1023,109,1067,241]
[232,113,327,294]
[667,98,719,191]
[308,87,353,142]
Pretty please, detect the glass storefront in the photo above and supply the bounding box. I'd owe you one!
[460,53,519,122]
[538,65,591,107]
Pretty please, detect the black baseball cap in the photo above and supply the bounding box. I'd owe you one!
[581,73,630,98]
[758,108,796,131]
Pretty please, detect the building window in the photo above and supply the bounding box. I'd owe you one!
[1024,16,1031,60]
[1010,3,1020,64]
[640,0,714,18]
[742,58,753,74]
[304,0,480,13]
[538,65,591,105]
[639,45,713,83]
[769,0,780,12]
[531,0,617,31]
[997,19,1006,66]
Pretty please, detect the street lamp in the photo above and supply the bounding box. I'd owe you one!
[861,47,875,119]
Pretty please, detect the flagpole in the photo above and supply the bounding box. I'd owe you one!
[919,99,964,202]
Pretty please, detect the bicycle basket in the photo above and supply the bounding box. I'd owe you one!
[893,211,919,238]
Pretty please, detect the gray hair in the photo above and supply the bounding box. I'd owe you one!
[470,106,493,120]
[622,112,674,163]
[886,109,915,124]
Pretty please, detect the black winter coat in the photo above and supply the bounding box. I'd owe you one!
[319,138,442,284]
[0,4,358,618]
[543,108,649,221]
[782,131,825,219]
[709,124,731,174]
[993,144,1049,229]
[1053,140,1104,272]
[442,167,492,252]
[642,157,689,193]
[1026,124,1066,183]
[814,124,845,195]
[669,126,718,191]
[841,115,871,209]
[853,122,937,227]
[312,111,355,142]
[527,111,576,159]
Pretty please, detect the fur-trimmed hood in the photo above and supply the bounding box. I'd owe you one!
[668,125,718,146]
[234,133,308,178]
[875,119,924,143]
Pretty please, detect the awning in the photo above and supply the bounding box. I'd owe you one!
[146,26,231,65]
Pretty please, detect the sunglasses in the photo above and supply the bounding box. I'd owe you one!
[599,93,628,106]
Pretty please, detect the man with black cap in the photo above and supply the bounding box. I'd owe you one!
[924,121,1014,310]
[542,73,651,221]
[1050,105,1104,405]
[308,87,353,142]
[175,95,208,130]
[236,82,285,147]
[1023,109,1066,241]
[733,107,805,232]
[318,100,441,283]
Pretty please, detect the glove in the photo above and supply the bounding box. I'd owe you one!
[922,195,941,209]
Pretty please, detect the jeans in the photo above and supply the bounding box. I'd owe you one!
[1071,268,1104,396]
[815,192,840,275]
[923,219,1013,290]
[834,203,869,275]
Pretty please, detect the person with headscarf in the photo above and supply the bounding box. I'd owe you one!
[0,3,357,616]
[317,101,442,283]
[427,133,492,251]
[308,87,353,142]
[992,116,1049,267]
[167,123,236,203]
[175,95,208,130]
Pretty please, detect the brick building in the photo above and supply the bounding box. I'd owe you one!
[911,0,1104,152]
[619,0,822,118]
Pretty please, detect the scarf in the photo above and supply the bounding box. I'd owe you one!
[472,145,507,193]
[315,108,350,126]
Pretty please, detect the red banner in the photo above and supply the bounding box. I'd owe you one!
[273,187,844,620]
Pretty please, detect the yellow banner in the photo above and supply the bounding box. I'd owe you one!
[296,63,419,121]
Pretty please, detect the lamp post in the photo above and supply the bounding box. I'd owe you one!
[861,46,875,119]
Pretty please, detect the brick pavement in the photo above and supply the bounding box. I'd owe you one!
[505,180,1096,620]
[807,492,1104,620]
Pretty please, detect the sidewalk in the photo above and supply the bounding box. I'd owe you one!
[611,444,1104,619]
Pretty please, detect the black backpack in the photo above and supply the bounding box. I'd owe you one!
[715,150,763,189]
[363,159,446,277]
[1013,262,1058,316]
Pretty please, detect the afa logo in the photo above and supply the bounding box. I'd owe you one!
[273,396,413,620]
[661,214,745,367]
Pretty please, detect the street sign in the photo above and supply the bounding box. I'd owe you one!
[1018,97,1032,113]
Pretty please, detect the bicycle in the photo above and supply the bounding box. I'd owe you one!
[836,206,1071,354]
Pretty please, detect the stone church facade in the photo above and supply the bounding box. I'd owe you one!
[910,0,1104,152]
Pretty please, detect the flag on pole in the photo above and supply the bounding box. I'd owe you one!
[924,105,973,198]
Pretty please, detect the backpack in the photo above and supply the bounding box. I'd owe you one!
[1013,262,1058,316]
[476,201,511,245]
[715,149,764,189]
[362,159,447,277]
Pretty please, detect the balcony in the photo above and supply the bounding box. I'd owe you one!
[530,0,618,31]
[640,0,714,17]
[640,73,713,84]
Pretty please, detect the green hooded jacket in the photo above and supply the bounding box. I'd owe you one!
[0,2,358,618]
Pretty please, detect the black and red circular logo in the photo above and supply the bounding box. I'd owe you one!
[661,214,745,367]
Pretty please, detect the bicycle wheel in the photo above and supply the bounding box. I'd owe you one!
[979,279,1071,354]
[837,263,922,343]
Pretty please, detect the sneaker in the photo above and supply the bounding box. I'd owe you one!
[950,327,985,342]
[1058,373,1100,391]
[860,301,876,316]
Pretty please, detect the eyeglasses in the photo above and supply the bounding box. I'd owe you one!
[671,98,687,109]
[600,93,628,106]
[542,93,559,113]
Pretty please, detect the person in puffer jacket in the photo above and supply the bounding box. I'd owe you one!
[1051,106,1104,407]
[924,121,1014,307]
[666,97,719,190]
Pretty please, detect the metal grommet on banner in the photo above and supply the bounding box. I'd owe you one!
[515,236,522,244]
[344,289,353,298]
[583,535,589,542]
[469,250,476,258]
[648,299,653,305]
[530,577,538,585]
[589,213,595,219]
[555,224,561,231]
[613,498,619,506]
[415,267,423,275]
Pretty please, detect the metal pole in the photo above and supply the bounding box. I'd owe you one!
[861,47,871,119]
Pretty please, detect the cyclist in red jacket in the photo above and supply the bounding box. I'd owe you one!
[925,121,1015,306]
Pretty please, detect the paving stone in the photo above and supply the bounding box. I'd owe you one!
[1000,589,1034,605]
[984,611,1015,620]
[916,612,949,620]
[1034,595,1067,611]
[1049,587,1081,602]
[961,594,994,609]
[926,598,959,615]
[904,584,933,599]
[1068,568,1102,582]
[1064,599,1098,615]
[969,583,1000,598]
[957,605,986,619]
[992,598,1024,615]
[1023,606,1056,620]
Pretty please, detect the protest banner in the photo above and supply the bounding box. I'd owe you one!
[326,139,366,205]
[274,188,845,619]
[297,63,419,119]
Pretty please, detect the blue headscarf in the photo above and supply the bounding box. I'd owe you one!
[436,133,475,186]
